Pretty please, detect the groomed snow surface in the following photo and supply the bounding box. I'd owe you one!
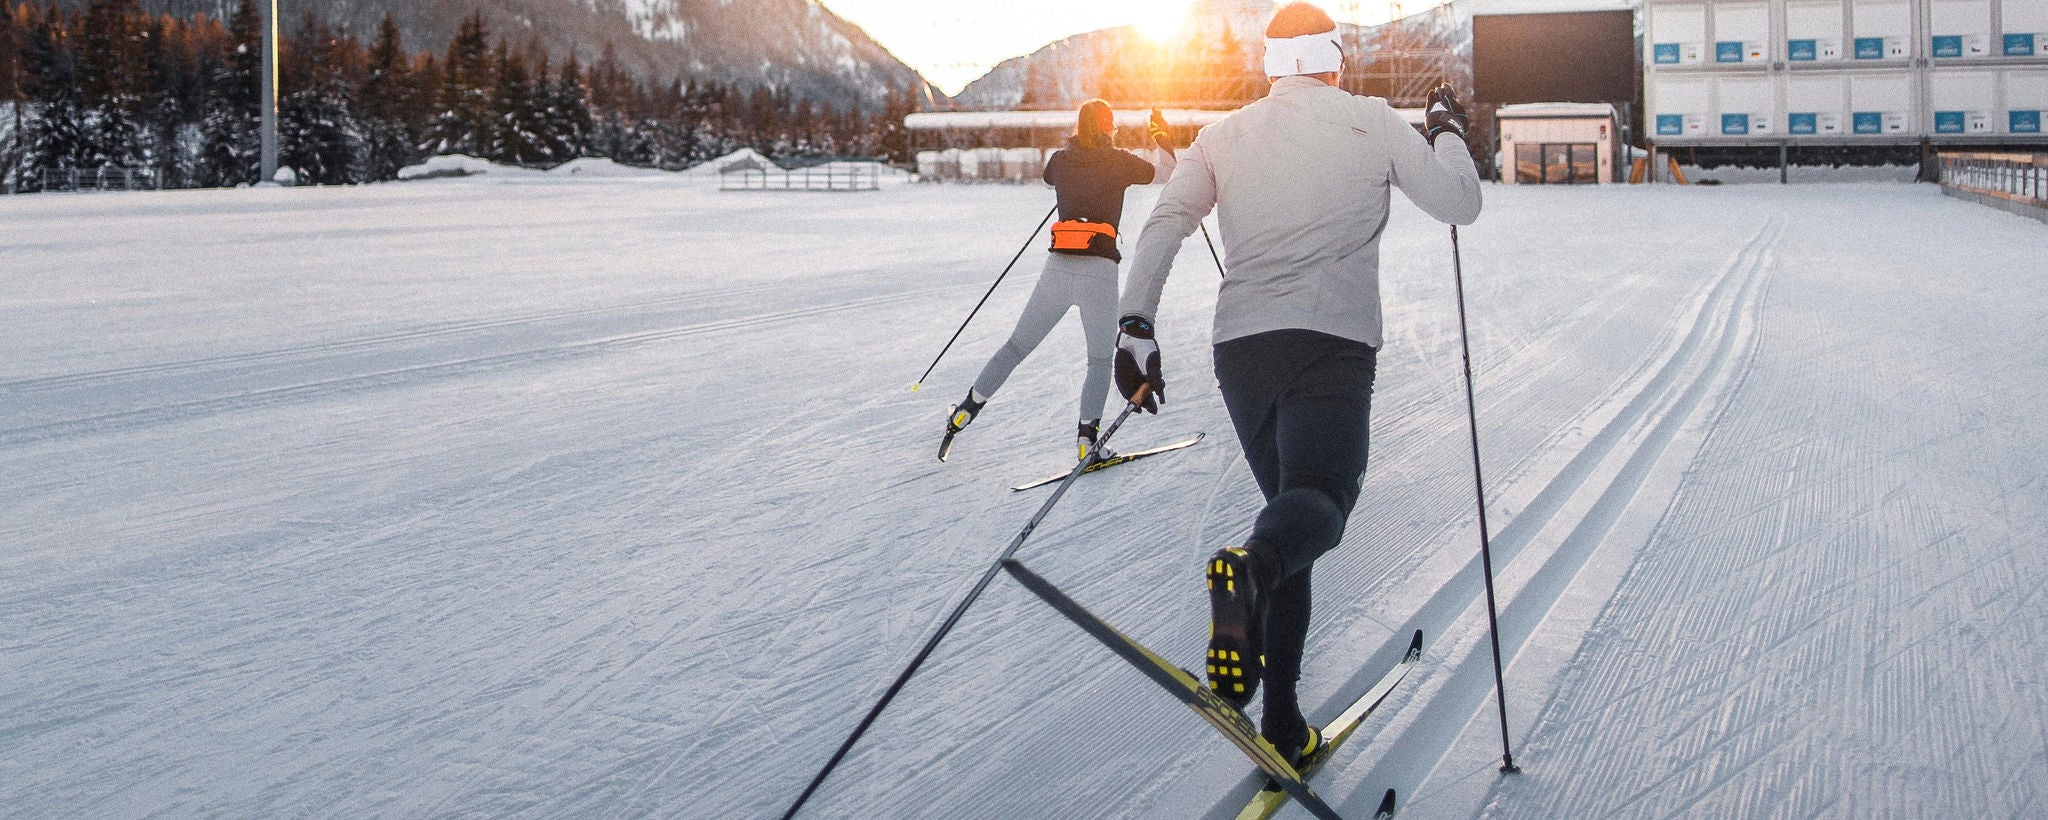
[3,172,2045,819]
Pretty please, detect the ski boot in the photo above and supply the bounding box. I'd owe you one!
[937,389,986,461]
[1258,725,1326,792]
[1076,418,1114,463]
[1206,543,1276,708]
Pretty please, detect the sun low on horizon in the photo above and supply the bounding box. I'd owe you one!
[818,0,1200,95]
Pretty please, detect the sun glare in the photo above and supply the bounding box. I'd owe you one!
[1133,0,1194,44]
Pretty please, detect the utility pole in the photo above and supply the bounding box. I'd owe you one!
[259,0,278,183]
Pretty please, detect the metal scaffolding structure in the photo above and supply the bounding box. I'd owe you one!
[1085,2,1465,111]
[1339,2,1464,108]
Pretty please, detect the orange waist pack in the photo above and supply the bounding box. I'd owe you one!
[1049,220,1116,252]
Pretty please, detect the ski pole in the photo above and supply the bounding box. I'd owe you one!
[1449,225,1519,774]
[1199,220,1225,279]
[909,205,1057,392]
[782,385,1153,818]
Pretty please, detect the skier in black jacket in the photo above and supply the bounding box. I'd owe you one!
[943,99,1177,460]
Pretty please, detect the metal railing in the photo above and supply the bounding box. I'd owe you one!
[720,164,881,192]
[41,166,159,193]
[1937,151,2048,208]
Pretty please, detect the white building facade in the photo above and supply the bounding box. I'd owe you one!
[1645,0,2048,146]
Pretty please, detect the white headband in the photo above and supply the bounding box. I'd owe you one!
[1263,30,1343,77]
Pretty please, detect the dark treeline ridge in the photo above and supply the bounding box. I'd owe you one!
[0,0,921,191]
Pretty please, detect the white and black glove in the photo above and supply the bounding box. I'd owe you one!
[1114,315,1164,413]
[1424,82,1468,146]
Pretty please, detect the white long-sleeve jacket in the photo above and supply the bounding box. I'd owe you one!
[1120,77,1482,348]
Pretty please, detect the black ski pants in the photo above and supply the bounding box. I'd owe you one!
[1211,328,1377,738]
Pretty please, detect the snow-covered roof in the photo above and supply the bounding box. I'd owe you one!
[905,109,1237,131]
[396,154,545,181]
[910,106,1427,130]
[548,157,667,177]
[1497,102,1619,119]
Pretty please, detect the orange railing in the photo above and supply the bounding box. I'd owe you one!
[1938,151,2048,208]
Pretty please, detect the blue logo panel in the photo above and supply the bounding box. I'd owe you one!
[1788,113,1818,135]
[1721,114,1751,135]
[2013,111,2043,134]
[1657,114,1684,136]
[2006,34,2037,57]
[1654,43,1681,64]
[1788,39,1817,61]
[1716,41,1744,63]
[1854,38,1885,59]
[1853,112,1883,134]
[1934,112,1965,133]
[1931,36,1963,58]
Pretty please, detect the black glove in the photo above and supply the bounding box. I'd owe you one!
[1424,82,1468,145]
[1114,315,1164,413]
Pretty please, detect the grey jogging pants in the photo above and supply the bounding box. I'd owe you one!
[972,252,1119,424]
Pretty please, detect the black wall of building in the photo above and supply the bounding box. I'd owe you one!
[1472,10,1642,170]
[1473,11,1638,107]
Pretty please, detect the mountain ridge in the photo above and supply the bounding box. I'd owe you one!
[59,0,944,112]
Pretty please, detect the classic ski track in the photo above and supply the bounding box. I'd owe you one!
[1335,217,1783,813]
[0,287,949,447]
[1274,218,1784,815]
[411,388,928,817]
[0,279,815,393]
[1233,216,1775,768]
[1308,230,1694,670]
[400,296,1028,816]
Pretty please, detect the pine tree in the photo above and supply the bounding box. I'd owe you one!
[878,83,919,164]
[195,0,258,187]
[141,13,203,189]
[487,37,537,165]
[79,0,149,171]
[278,12,360,184]
[585,41,630,162]
[2,0,25,191]
[24,5,88,189]
[547,53,592,162]
[429,11,491,157]
[358,13,414,181]
[0,2,17,101]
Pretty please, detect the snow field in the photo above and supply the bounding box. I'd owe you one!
[2,175,2046,818]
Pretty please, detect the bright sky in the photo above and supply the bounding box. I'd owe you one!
[819,1,1423,95]
[817,1,1200,95]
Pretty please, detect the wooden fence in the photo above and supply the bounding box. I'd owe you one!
[1937,151,2048,212]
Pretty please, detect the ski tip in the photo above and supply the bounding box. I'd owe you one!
[1374,788,1397,818]
[910,382,921,393]
[1407,629,1423,657]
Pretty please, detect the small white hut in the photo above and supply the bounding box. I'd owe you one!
[1496,103,1621,185]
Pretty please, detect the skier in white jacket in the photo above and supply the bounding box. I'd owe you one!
[1112,1,1482,768]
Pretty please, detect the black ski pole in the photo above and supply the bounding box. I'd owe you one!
[910,205,1057,392]
[782,385,1153,818]
[1450,225,1519,774]
[1199,220,1225,279]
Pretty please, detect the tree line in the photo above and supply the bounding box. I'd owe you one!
[0,0,921,192]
